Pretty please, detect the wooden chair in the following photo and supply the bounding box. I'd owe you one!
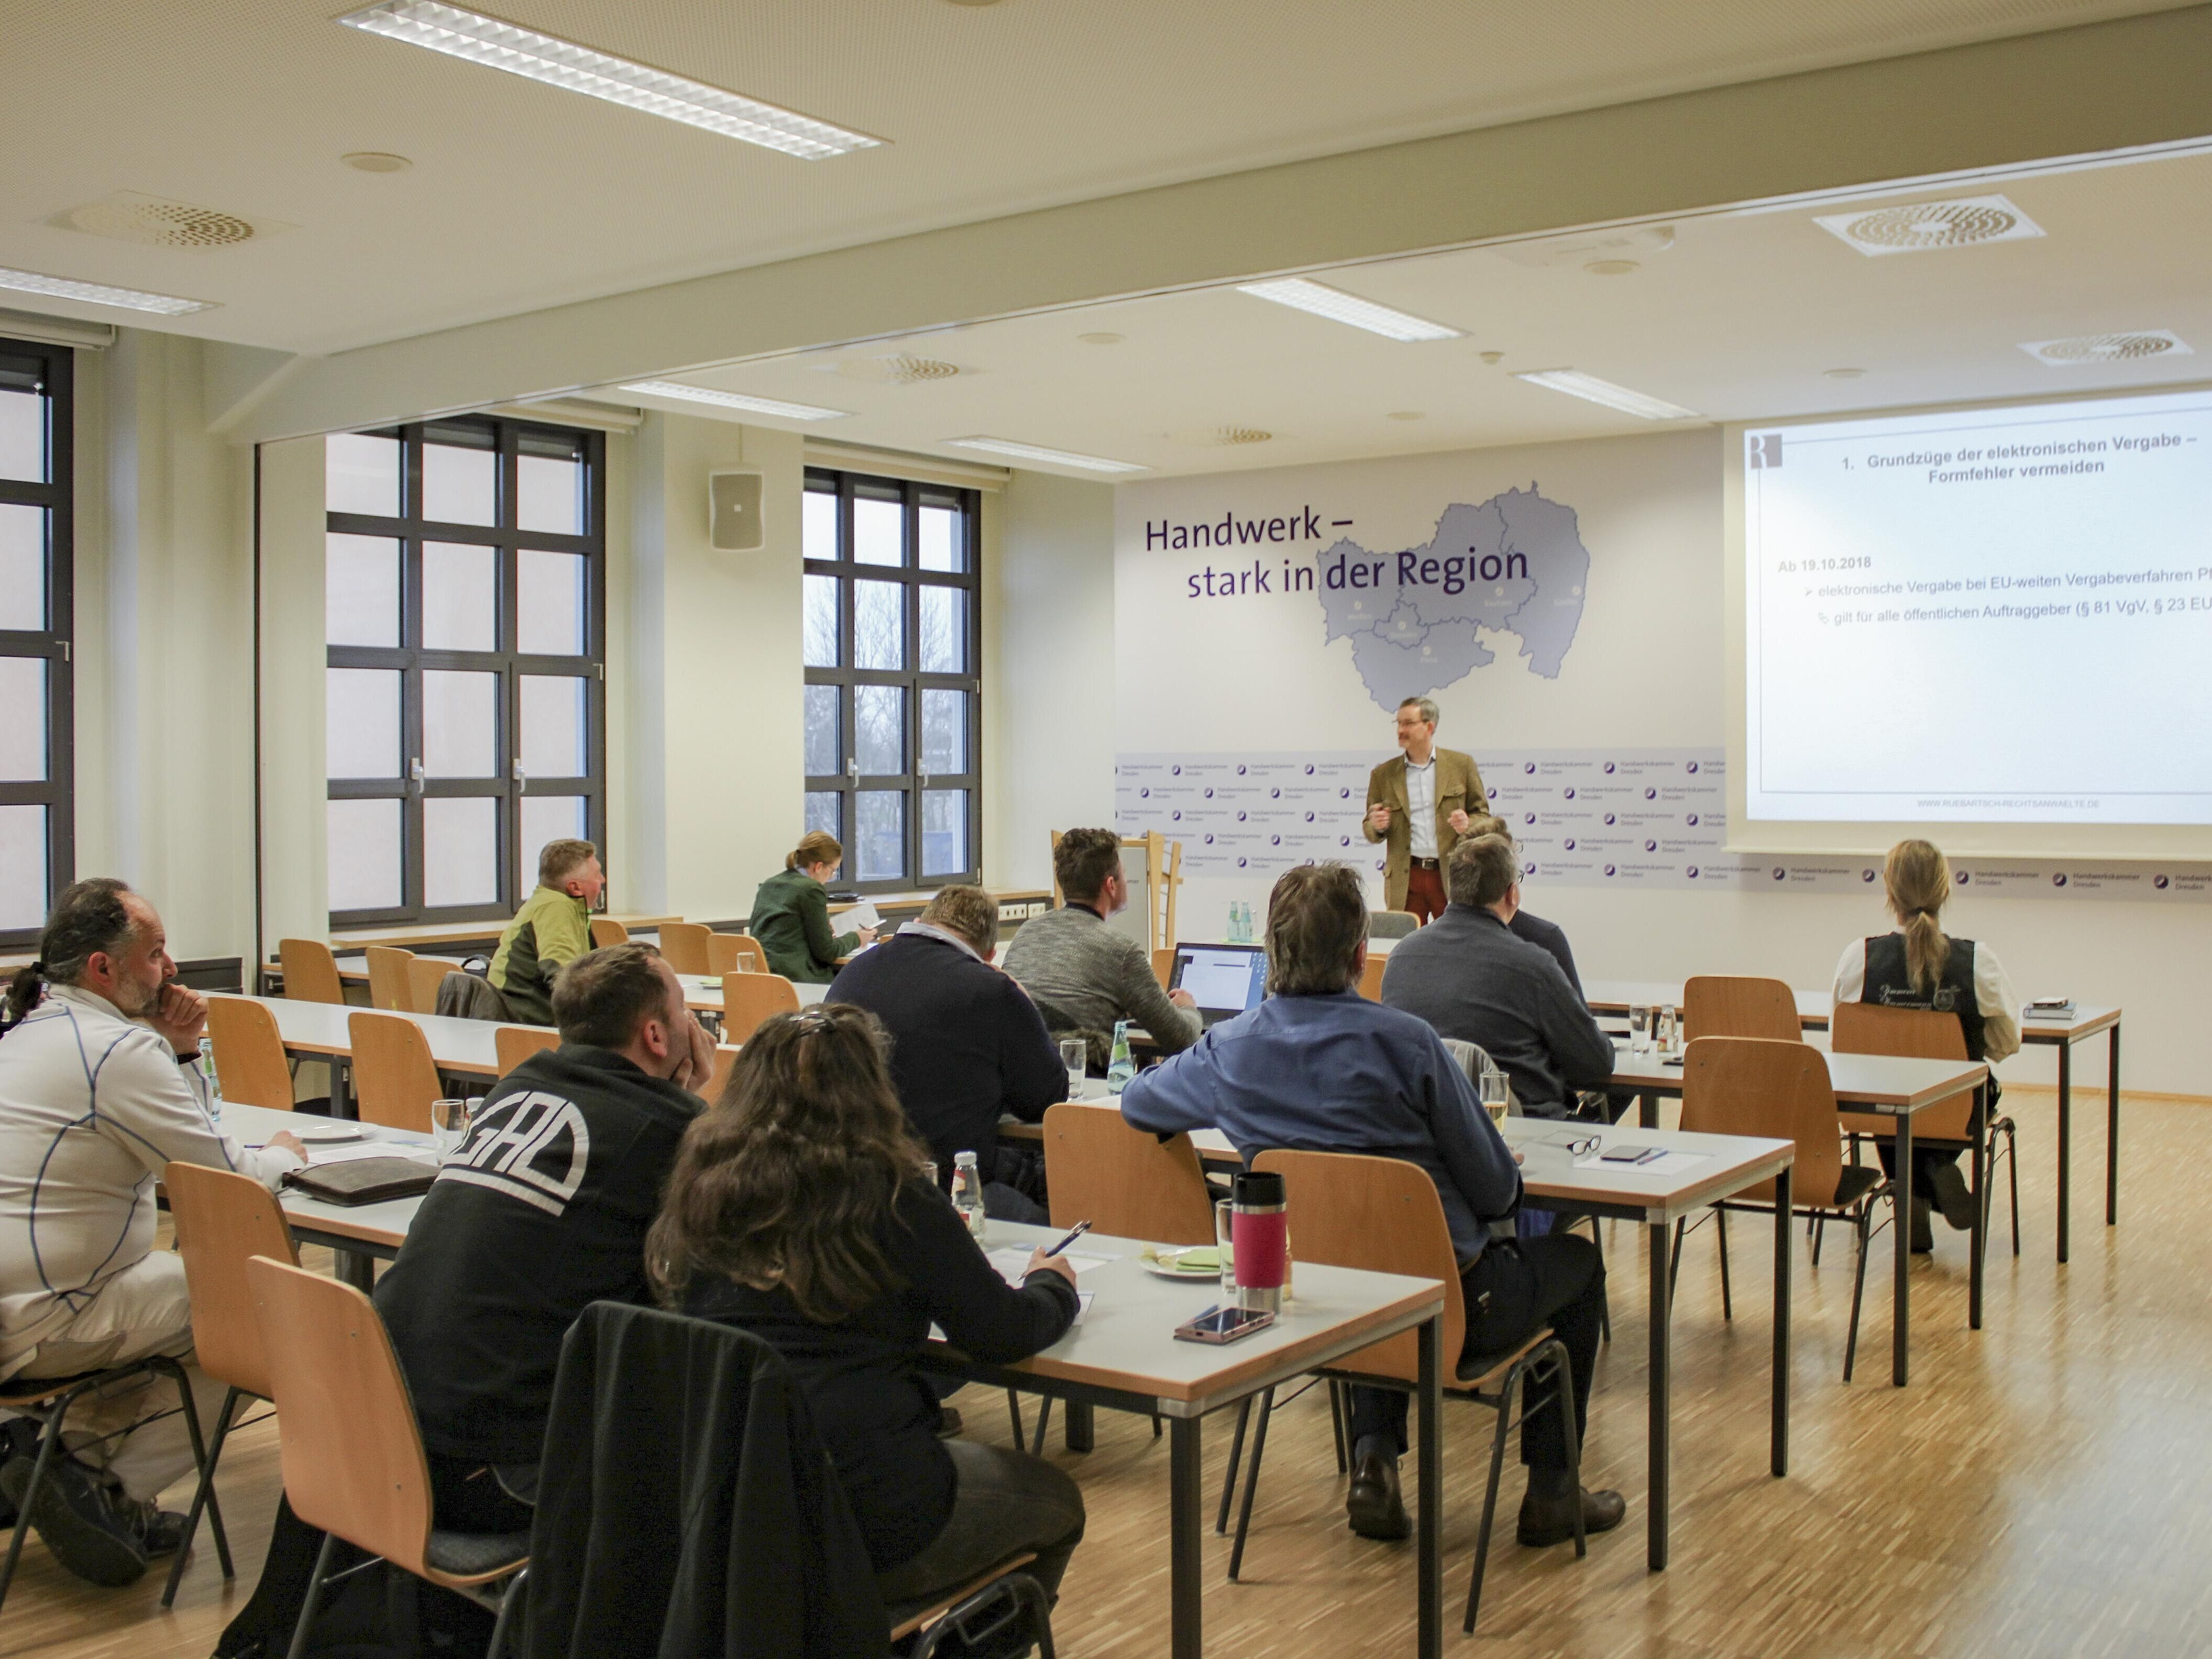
[364,946,417,1012]
[588,917,630,949]
[1681,975,1802,1041]
[348,1011,441,1132]
[205,996,298,1110]
[158,1165,299,1605]
[1043,1103,1215,1245]
[1224,1151,1582,1632]
[1676,1037,1894,1380]
[246,1258,528,1657]
[706,932,766,976]
[278,937,346,1005]
[494,1024,562,1075]
[1357,952,1387,1001]
[409,958,456,1017]
[705,1042,741,1102]
[656,921,712,975]
[1831,1002,2018,1254]
[1369,909,1423,941]
[1152,947,1174,990]
[719,972,799,1043]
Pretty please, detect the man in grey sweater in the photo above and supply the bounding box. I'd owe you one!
[1002,828,1202,1059]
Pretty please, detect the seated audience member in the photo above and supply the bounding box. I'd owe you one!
[1834,838,2021,1253]
[1002,827,1201,1059]
[1463,814,1583,996]
[826,884,1066,1223]
[1381,835,1616,1121]
[489,837,606,1025]
[1120,864,1621,1549]
[751,830,879,985]
[654,1005,1086,1613]
[217,942,713,1653]
[0,879,306,1588]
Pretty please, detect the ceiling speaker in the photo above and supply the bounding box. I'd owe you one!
[708,470,764,552]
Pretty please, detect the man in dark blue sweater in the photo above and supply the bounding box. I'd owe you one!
[1121,862,1622,1550]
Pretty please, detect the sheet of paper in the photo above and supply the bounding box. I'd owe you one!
[303,1140,440,1167]
[985,1247,1114,1285]
[1073,1292,1094,1325]
[842,900,883,931]
[1572,1148,1710,1175]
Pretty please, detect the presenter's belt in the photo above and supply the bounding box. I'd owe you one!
[1408,856,1440,870]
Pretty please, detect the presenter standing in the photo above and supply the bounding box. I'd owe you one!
[1363,696,1485,923]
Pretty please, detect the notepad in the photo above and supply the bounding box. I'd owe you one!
[986,1248,1114,1284]
[842,900,883,931]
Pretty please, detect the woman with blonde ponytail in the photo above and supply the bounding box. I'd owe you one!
[1832,838,2022,1252]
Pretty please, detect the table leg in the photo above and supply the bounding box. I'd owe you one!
[1892,1113,1913,1387]
[2107,1023,2122,1226]
[1639,1092,1658,1131]
[1771,1168,1790,1478]
[1063,1400,1095,1454]
[1170,1413,1202,1659]
[335,1249,375,1292]
[1968,1086,1986,1332]
[2056,1038,2072,1264]
[1417,1316,1441,1659]
[1647,1219,1671,1570]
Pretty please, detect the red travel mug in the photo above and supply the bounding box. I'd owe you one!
[1231,1170,1288,1313]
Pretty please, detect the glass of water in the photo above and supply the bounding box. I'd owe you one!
[1478,1066,1510,1129]
[1657,1004,1680,1054]
[431,1098,470,1159]
[1214,1199,1239,1297]
[1059,1038,1087,1100]
[1629,1004,1654,1055]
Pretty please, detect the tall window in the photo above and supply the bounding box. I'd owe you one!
[324,417,605,925]
[0,341,71,947]
[802,469,981,893]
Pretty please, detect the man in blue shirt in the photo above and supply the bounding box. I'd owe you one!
[1120,863,1622,1548]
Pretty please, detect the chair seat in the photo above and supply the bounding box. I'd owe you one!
[423,1530,530,1580]
[0,1361,159,1407]
[1456,1328,1557,1388]
[1830,1164,1886,1209]
[883,1552,1039,1640]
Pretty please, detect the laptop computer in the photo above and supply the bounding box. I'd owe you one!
[1168,943,1269,1027]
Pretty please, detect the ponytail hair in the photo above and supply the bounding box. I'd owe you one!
[786,830,843,873]
[1881,839,1952,994]
[4,877,139,1024]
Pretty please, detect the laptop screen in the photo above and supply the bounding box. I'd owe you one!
[1171,944,1268,1015]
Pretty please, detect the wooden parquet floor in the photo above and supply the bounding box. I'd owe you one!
[5,1086,2205,1659]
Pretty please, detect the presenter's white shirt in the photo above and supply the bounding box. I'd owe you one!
[1404,756,1438,860]
[1831,929,2022,1064]
[0,984,303,1369]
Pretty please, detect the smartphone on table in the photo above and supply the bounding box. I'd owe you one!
[1174,1304,1275,1345]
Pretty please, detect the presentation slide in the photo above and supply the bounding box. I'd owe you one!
[1743,388,2212,825]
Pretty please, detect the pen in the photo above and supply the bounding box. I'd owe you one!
[1043,1220,1093,1257]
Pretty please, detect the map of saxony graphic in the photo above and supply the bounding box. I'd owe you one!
[1317,485,1590,711]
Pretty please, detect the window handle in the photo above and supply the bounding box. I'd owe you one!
[847,758,861,779]
[513,759,528,791]
[410,757,426,795]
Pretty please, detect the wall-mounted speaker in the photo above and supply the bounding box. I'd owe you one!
[708,470,764,551]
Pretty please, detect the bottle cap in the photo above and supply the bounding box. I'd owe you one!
[1232,1170,1285,1208]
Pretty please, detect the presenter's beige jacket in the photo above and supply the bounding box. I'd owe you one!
[1362,748,1487,911]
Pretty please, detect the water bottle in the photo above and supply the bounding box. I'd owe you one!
[197,1036,223,1125]
[1106,1020,1135,1093]
[1238,900,1253,943]
[950,1151,987,1238]
[1226,902,1243,943]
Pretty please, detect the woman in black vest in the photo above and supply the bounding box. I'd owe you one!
[1831,839,2021,1252]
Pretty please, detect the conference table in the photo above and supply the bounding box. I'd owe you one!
[216,1102,1450,1659]
[1006,1096,1797,1572]
[677,974,830,1015]
[1584,978,2122,1263]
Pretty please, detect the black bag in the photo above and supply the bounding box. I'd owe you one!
[283,1157,438,1206]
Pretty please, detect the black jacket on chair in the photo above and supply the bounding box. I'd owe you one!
[520,1301,886,1659]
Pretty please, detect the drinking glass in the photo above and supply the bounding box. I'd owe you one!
[922,1160,938,1192]
[431,1097,470,1159]
[1657,1004,1680,1054]
[1629,1004,1654,1055]
[1478,1067,1510,1129]
[1214,1198,1238,1296]
[1059,1038,1087,1099]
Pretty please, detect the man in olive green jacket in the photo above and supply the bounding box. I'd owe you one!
[1363,697,1485,922]
[490,839,604,1024]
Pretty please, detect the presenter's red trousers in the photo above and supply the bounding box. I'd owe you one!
[1403,862,1447,923]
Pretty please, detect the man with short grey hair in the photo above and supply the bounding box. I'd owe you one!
[1363,697,1485,923]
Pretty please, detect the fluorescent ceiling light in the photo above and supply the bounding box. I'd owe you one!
[942,437,1147,474]
[621,380,850,421]
[0,265,215,316]
[1512,369,1701,421]
[1235,278,1461,342]
[339,1,881,160]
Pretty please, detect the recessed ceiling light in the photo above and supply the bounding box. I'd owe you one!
[1584,259,1639,276]
[1823,367,1866,380]
[342,151,413,172]
[1386,411,1425,421]
[942,437,1146,474]
[620,381,850,421]
[338,1,881,159]
[1512,369,1701,422]
[1077,331,1125,346]
[0,265,216,316]
[1235,278,1461,342]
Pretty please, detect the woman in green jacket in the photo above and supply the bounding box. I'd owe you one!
[750,831,880,983]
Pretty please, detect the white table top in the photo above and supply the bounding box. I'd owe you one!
[1503,1122,1795,1222]
[225,1101,435,1252]
[1605,1037,1984,1110]
[678,975,830,1011]
[1580,977,2118,1042]
[215,993,508,1074]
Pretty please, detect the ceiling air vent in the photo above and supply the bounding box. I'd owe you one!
[2020,330,2192,366]
[836,353,962,385]
[1169,426,1273,447]
[1813,194,2042,257]
[50,191,295,250]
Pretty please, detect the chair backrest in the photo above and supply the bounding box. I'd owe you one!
[589,917,630,949]
[1682,975,1802,1042]
[408,959,455,1018]
[247,1256,437,1580]
[707,932,766,976]
[1357,952,1386,1002]
[1042,1103,1215,1246]
[720,972,799,1043]
[279,938,346,1005]
[494,1023,562,1075]
[364,946,417,1012]
[1679,1036,1846,1207]
[657,922,712,975]
[1250,1149,1464,1385]
[165,1163,297,1398]
[706,1043,741,1102]
[1369,910,1422,941]
[205,996,297,1110]
[1151,947,1174,990]
[347,1011,441,1132]
[1830,1002,1975,1140]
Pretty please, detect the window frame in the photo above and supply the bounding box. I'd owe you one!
[802,467,983,895]
[324,416,606,927]
[0,339,73,950]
